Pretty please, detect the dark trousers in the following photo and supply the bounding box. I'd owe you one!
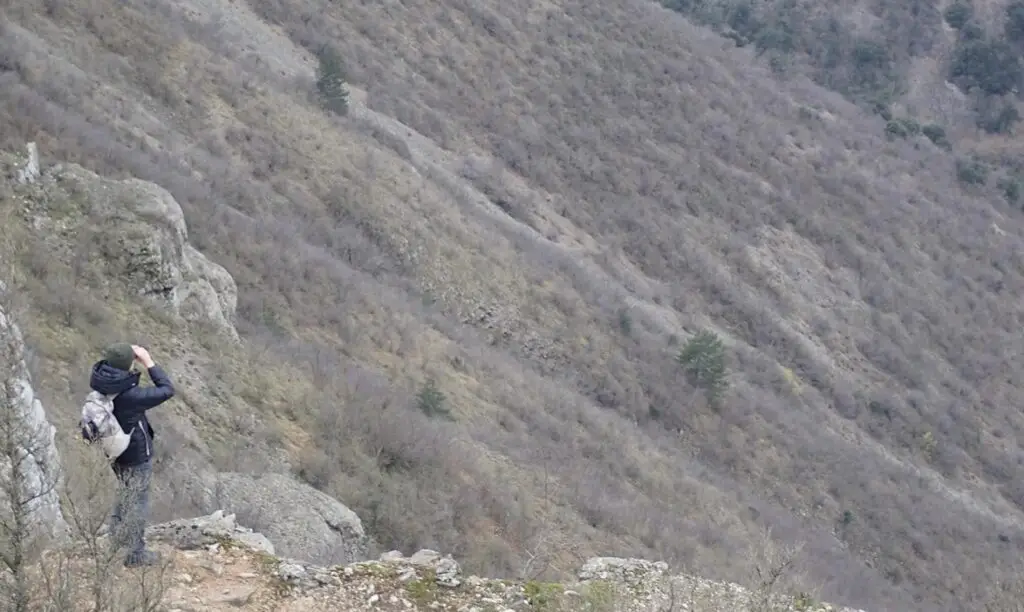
[110,460,152,561]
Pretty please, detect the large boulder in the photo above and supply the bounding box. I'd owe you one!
[198,472,368,566]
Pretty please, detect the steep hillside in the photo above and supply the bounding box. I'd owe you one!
[658,0,1024,183]
[3,0,1024,610]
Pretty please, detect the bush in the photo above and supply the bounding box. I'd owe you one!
[884,118,921,140]
[314,44,350,116]
[416,377,452,420]
[921,124,950,148]
[976,103,1020,135]
[955,158,988,186]
[873,102,893,121]
[998,177,1021,203]
[950,38,1022,96]
[1006,1,1024,43]
[943,2,973,30]
[677,330,729,406]
[960,21,985,41]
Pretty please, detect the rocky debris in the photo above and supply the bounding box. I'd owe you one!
[197,472,369,566]
[10,152,239,339]
[0,300,69,542]
[274,547,466,593]
[578,556,669,585]
[146,509,275,555]
[108,511,879,611]
[380,549,463,587]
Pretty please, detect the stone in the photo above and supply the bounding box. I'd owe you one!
[15,142,39,184]
[199,472,367,566]
[402,548,462,588]
[146,509,275,555]
[210,585,257,606]
[577,556,669,584]
[0,302,69,542]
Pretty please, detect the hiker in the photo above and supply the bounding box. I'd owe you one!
[88,342,175,567]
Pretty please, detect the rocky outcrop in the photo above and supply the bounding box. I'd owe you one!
[198,471,369,566]
[140,511,869,611]
[0,298,69,543]
[11,143,238,338]
[88,175,239,338]
[15,142,39,185]
[146,509,275,555]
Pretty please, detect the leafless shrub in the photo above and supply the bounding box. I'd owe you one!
[39,439,172,612]
[743,528,817,612]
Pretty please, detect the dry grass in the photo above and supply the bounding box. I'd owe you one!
[1,0,1024,610]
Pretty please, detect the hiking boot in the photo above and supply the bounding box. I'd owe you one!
[124,550,161,567]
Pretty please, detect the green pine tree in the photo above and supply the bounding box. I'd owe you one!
[676,329,729,406]
[417,377,452,420]
[315,44,349,116]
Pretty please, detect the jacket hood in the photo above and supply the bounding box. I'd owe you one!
[89,361,141,396]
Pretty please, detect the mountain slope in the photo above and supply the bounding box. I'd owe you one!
[656,0,1024,173]
[3,0,1024,610]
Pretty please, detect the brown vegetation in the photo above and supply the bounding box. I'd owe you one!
[2,0,1024,610]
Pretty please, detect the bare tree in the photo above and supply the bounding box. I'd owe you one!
[518,528,561,581]
[744,528,816,612]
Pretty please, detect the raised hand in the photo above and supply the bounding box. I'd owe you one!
[131,345,155,368]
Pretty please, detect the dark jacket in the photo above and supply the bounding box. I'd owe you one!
[89,360,175,467]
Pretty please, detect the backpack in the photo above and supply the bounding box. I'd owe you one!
[79,391,133,460]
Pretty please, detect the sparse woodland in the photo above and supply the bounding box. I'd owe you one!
[2,0,1024,610]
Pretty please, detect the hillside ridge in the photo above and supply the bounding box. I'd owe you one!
[141,510,868,612]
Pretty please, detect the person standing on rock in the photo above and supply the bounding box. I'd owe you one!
[88,342,175,567]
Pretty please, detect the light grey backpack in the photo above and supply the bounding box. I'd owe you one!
[79,391,132,460]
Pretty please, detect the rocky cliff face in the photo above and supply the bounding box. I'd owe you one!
[138,511,866,612]
[0,295,69,543]
[9,143,239,339]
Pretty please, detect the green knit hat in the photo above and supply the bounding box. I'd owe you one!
[103,342,135,371]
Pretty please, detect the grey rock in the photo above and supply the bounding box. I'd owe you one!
[0,302,69,542]
[379,550,405,562]
[146,509,274,555]
[27,162,238,338]
[408,549,442,565]
[209,585,257,606]
[201,472,368,566]
[15,142,39,184]
[434,557,462,588]
[403,548,462,587]
[275,559,342,591]
[577,557,669,585]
